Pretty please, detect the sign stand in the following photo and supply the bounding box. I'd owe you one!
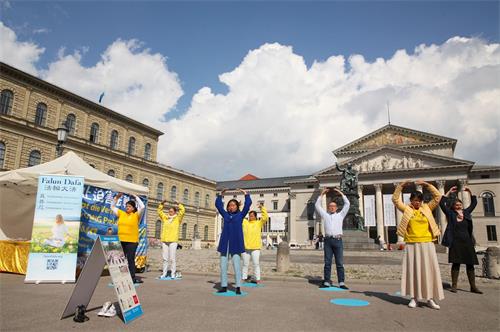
[61,236,143,324]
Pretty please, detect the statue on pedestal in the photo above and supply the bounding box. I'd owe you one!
[335,163,364,231]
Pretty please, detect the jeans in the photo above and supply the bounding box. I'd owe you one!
[323,237,344,283]
[121,241,138,280]
[161,242,178,276]
[220,251,242,288]
[242,249,261,280]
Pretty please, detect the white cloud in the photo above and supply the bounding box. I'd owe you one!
[32,28,50,34]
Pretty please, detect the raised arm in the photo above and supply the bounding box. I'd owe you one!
[133,195,146,217]
[334,189,350,218]
[315,188,329,219]
[238,189,252,217]
[417,181,441,211]
[335,162,344,173]
[215,190,227,217]
[177,201,186,220]
[111,193,123,217]
[392,182,408,212]
[464,187,478,213]
[157,200,168,221]
[259,203,269,227]
[440,186,456,215]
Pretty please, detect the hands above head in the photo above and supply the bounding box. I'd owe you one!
[161,199,168,205]
[237,188,247,195]
[114,192,123,200]
[414,180,429,186]
[445,186,458,196]
[220,189,227,195]
[332,188,343,195]
[257,202,263,209]
[321,188,330,196]
[464,186,472,194]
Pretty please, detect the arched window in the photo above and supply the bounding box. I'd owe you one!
[194,224,199,239]
[194,191,200,207]
[155,220,162,239]
[205,194,210,208]
[125,174,133,183]
[128,137,136,155]
[66,114,76,135]
[181,223,187,239]
[144,143,151,160]
[89,123,99,143]
[203,225,209,241]
[170,185,177,201]
[110,130,118,150]
[183,188,189,204]
[28,150,41,167]
[107,169,115,177]
[142,178,150,189]
[156,182,164,200]
[0,141,5,168]
[0,90,13,115]
[482,192,496,217]
[34,103,47,126]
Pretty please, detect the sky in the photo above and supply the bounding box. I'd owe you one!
[1,0,499,180]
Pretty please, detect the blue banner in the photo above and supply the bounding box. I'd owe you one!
[77,185,148,271]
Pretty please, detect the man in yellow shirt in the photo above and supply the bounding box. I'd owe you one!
[242,203,268,284]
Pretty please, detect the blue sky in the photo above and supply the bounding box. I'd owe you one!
[2,1,499,118]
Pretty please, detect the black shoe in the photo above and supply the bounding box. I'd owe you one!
[339,284,349,290]
[217,287,227,293]
[73,305,89,323]
[236,287,241,295]
[133,278,143,284]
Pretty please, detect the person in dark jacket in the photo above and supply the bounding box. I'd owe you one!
[215,188,252,294]
[440,186,482,294]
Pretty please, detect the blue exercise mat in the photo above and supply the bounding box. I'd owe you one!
[156,276,182,281]
[213,290,248,297]
[242,282,264,288]
[330,298,370,307]
[319,286,347,292]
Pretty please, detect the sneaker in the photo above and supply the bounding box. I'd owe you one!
[175,272,182,279]
[159,274,166,279]
[235,287,242,295]
[321,281,332,288]
[427,299,440,310]
[339,283,349,290]
[103,304,117,317]
[408,298,417,308]
[217,287,227,293]
[97,302,112,316]
[133,278,144,284]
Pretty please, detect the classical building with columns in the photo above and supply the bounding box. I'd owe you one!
[0,62,217,247]
[217,125,500,249]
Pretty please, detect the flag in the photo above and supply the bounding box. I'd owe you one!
[98,92,105,103]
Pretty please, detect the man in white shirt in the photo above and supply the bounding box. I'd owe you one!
[315,187,350,289]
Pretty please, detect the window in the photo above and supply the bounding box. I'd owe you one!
[205,194,210,208]
[107,169,115,177]
[128,137,136,155]
[259,194,264,197]
[89,123,99,143]
[486,225,497,242]
[0,90,13,115]
[28,150,41,167]
[273,193,278,197]
[142,178,149,189]
[110,130,118,149]
[125,174,133,183]
[273,201,278,211]
[204,225,209,241]
[155,220,162,239]
[66,114,76,135]
[183,188,189,204]
[170,185,177,201]
[307,185,314,189]
[144,143,151,160]
[193,224,199,239]
[157,182,164,200]
[233,195,237,199]
[482,192,495,217]
[194,191,200,207]
[34,103,47,126]
[0,141,5,168]
[307,201,315,220]
[181,223,187,239]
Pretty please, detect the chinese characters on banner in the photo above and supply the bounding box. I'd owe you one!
[383,194,396,226]
[363,195,376,227]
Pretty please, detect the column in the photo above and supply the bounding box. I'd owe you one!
[375,184,385,243]
[394,183,404,243]
[460,179,471,207]
[21,88,32,118]
[358,185,364,218]
[436,180,447,236]
[289,192,297,244]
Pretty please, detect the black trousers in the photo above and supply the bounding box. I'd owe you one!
[121,241,138,280]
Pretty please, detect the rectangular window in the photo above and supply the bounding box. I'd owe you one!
[487,225,497,242]
[307,201,315,220]
[273,193,278,197]
[259,193,264,197]
[273,201,278,210]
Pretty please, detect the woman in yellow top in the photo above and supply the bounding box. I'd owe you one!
[393,180,444,310]
[242,203,268,284]
[111,192,145,284]
[157,200,185,279]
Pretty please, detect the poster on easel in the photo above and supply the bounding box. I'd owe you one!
[25,175,84,283]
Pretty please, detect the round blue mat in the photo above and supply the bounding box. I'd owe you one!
[330,298,370,307]
[213,290,248,297]
[156,276,182,281]
[319,286,347,292]
[242,282,263,288]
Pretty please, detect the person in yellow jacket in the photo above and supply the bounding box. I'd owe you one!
[241,203,268,284]
[393,180,443,310]
[157,200,185,278]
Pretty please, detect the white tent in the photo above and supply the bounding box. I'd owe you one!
[0,151,148,240]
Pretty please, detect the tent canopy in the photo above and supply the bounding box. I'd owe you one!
[0,151,148,240]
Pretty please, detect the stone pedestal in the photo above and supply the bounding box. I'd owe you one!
[276,242,290,273]
[342,230,379,250]
[192,238,202,250]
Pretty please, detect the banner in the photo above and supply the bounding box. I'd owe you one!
[78,185,148,272]
[101,235,143,323]
[25,175,84,283]
[270,213,287,231]
[363,195,376,227]
[383,194,396,226]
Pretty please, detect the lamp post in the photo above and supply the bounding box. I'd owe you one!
[55,121,69,157]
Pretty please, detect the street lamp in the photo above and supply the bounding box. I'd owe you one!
[56,121,69,157]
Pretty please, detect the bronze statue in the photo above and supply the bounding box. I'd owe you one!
[336,162,358,194]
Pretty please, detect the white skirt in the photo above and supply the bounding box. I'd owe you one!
[401,242,444,300]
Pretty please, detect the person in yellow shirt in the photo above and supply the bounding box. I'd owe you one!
[393,180,443,310]
[242,203,268,284]
[157,200,185,279]
[111,192,145,284]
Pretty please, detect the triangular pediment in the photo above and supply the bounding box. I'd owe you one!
[316,147,473,177]
[333,124,457,156]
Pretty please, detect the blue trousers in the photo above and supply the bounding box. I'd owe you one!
[323,237,345,283]
[220,252,242,288]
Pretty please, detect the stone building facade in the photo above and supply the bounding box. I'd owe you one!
[0,62,217,247]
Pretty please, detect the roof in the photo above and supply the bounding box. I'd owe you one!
[239,174,260,181]
[217,175,311,190]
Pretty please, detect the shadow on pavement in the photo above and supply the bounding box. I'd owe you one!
[350,290,409,305]
[305,275,323,287]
